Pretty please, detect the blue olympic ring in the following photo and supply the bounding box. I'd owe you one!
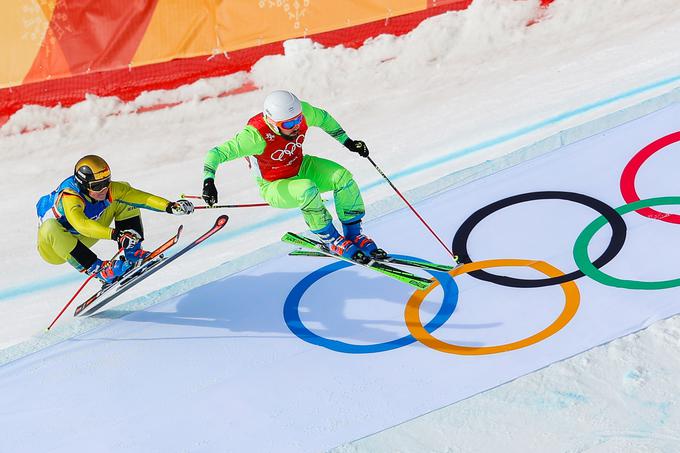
[283,256,459,354]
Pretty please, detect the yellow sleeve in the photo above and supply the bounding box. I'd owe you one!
[61,192,115,240]
[62,183,172,240]
[109,181,171,212]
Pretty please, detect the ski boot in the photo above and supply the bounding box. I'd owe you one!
[86,258,132,285]
[123,241,151,265]
[313,222,370,264]
[342,220,387,260]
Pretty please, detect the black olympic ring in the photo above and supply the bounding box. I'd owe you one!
[451,191,628,288]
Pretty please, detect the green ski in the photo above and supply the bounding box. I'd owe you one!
[288,249,456,272]
[282,232,435,290]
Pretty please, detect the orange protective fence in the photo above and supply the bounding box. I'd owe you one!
[8,0,433,88]
[0,0,551,124]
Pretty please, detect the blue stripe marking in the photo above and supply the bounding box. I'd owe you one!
[2,74,679,301]
[0,273,83,300]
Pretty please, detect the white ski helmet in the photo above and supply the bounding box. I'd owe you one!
[263,90,302,122]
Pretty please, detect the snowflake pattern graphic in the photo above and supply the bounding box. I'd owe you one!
[20,0,51,43]
[258,0,311,30]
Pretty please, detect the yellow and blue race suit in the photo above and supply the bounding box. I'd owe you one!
[36,176,170,268]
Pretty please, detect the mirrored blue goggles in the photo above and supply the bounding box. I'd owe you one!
[277,114,303,129]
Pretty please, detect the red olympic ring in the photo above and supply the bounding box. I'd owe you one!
[620,131,680,223]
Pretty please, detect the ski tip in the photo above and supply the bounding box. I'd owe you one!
[216,215,229,226]
[412,280,434,290]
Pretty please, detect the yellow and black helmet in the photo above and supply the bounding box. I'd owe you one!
[74,155,111,192]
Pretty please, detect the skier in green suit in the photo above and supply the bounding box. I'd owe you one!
[202,90,384,263]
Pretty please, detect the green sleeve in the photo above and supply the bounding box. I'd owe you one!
[110,181,171,212]
[203,125,266,180]
[301,101,349,144]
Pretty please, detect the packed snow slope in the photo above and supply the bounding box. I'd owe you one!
[1,0,679,348]
[2,100,680,453]
[1,0,680,451]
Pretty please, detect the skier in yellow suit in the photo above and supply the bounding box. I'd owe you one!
[36,155,194,284]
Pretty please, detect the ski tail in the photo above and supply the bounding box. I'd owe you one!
[282,232,321,249]
[74,216,228,317]
[72,225,184,317]
[76,216,227,317]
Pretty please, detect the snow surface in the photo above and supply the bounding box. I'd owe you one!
[1,0,680,450]
[3,103,680,453]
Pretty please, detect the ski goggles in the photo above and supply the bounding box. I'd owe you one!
[276,113,304,130]
[87,177,111,192]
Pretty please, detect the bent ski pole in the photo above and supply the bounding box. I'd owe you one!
[366,155,458,262]
[194,203,269,209]
[180,194,269,208]
[46,247,123,331]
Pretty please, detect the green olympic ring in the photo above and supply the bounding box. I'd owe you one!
[574,196,680,290]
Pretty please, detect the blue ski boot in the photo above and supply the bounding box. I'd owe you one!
[342,220,387,260]
[313,222,369,264]
[86,258,132,285]
[123,241,150,265]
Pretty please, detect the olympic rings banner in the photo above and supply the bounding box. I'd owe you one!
[283,107,680,357]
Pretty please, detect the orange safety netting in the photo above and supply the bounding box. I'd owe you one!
[1,0,554,124]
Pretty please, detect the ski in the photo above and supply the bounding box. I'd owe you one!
[73,225,184,317]
[75,215,228,317]
[282,232,434,290]
[288,249,457,272]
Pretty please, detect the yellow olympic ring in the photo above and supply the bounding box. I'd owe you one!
[405,259,580,355]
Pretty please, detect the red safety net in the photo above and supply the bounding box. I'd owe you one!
[1,0,554,127]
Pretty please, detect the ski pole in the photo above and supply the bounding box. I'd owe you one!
[46,247,123,331]
[366,155,458,262]
[180,194,269,208]
[194,203,269,209]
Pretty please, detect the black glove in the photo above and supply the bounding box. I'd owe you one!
[112,229,142,249]
[165,199,195,215]
[202,178,218,206]
[343,138,369,158]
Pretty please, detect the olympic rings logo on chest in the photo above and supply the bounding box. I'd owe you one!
[270,134,306,161]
